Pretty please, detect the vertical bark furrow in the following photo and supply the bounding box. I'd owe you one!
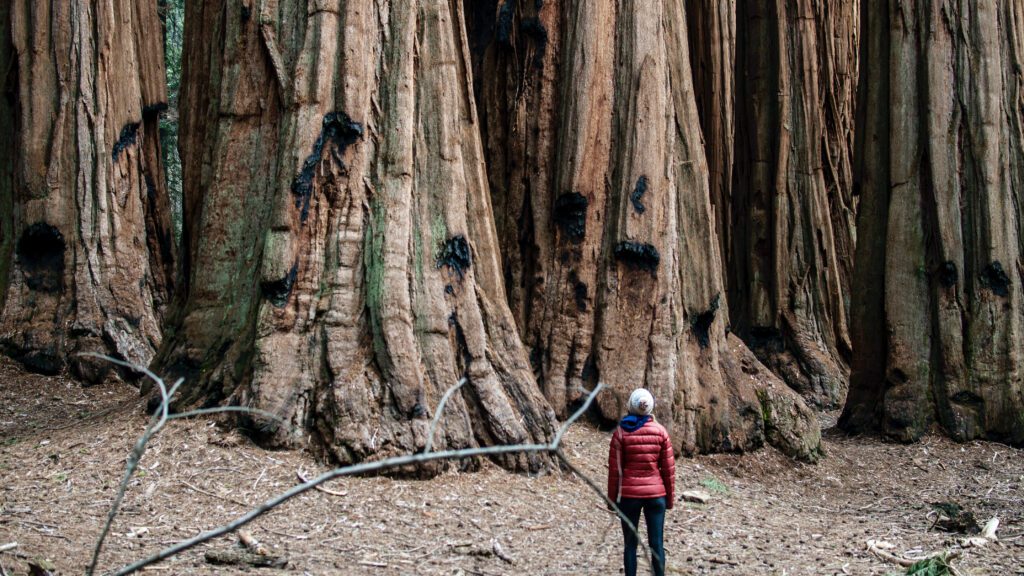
[685,0,736,284]
[0,3,15,313]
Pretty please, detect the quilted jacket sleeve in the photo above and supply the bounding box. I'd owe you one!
[607,429,621,504]
[659,430,676,509]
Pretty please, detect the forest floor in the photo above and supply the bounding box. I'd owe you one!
[1,358,1022,576]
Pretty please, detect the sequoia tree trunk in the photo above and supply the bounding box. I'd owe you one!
[0,0,175,382]
[154,0,557,472]
[0,4,13,312]
[840,0,1024,444]
[469,0,822,460]
[727,0,857,409]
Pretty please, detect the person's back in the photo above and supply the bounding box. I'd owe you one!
[613,419,675,501]
[607,389,675,576]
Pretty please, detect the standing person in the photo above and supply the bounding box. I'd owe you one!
[607,388,676,576]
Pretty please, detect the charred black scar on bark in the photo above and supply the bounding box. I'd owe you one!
[613,241,660,273]
[112,122,141,161]
[438,235,472,279]
[554,192,587,243]
[630,176,649,214]
[519,17,548,68]
[747,326,784,354]
[691,294,721,349]
[495,1,548,68]
[17,222,65,293]
[568,270,588,311]
[261,263,298,308]
[496,1,514,45]
[938,260,958,289]
[292,112,364,223]
[979,261,1010,297]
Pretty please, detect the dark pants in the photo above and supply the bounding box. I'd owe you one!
[619,496,666,576]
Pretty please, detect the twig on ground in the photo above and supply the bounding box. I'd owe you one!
[491,538,514,564]
[168,406,293,426]
[180,480,250,508]
[237,530,268,555]
[295,469,348,497]
[204,548,286,569]
[252,468,266,491]
[0,544,15,553]
[15,519,58,530]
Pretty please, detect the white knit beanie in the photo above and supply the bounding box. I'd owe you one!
[627,388,654,416]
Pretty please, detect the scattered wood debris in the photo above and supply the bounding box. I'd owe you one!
[929,502,980,534]
[203,530,286,569]
[681,490,712,504]
[491,538,514,564]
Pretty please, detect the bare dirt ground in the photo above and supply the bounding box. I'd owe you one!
[1,357,1022,575]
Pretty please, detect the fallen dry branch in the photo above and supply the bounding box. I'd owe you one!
[104,381,661,576]
[204,548,287,569]
[83,354,184,576]
[83,364,654,576]
[80,354,295,576]
[0,544,15,553]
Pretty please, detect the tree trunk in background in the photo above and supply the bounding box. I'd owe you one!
[0,5,14,313]
[841,0,1024,445]
[469,0,822,460]
[728,0,857,408]
[155,0,557,473]
[0,0,175,382]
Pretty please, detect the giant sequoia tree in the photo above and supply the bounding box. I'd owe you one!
[841,0,1024,444]
[0,0,175,382]
[685,1,859,409]
[468,0,822,460]
[153,0,557,472]
[728,0,858,408]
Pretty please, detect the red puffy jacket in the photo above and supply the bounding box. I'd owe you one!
[607,419,675,508]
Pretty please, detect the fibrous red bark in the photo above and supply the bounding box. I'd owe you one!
[841,0,1024,445]
[155,0,557,473]
[727,0,857,409]
[0,0,175,382]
